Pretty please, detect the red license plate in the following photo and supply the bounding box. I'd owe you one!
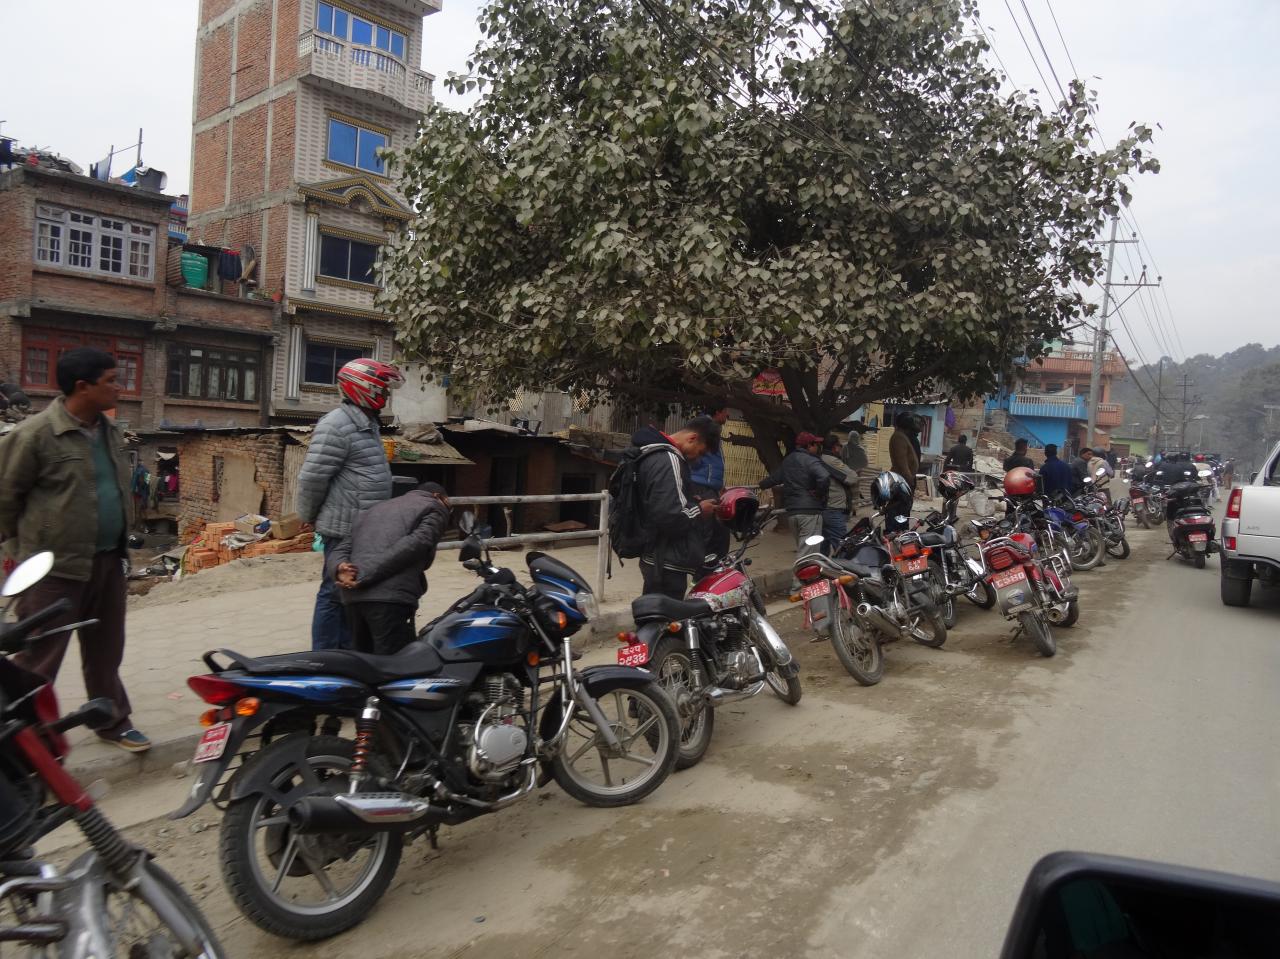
[896,556,928,575]
[193,722,231,764]
[800,579,831,600]
[1188,533,1208,542]
[991,568,1027,590]
[617,643,649,667]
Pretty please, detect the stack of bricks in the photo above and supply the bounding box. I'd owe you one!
[180,520,313,575]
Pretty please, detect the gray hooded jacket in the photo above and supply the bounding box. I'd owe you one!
[295,402,393,540]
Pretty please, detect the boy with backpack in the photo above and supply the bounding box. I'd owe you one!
[609,417,721,599]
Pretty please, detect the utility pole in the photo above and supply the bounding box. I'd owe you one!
[1154,357,1164,451]
[1087,219,1153,448]
[1177,372,1199,450]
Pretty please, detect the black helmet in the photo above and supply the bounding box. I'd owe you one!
[870,470,913,512]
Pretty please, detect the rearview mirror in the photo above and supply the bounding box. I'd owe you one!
[1000,852,1280,959]
[804,534,825,548]
[2,551,54,597]
[1095,465,1108,477]
[458,534,483,564]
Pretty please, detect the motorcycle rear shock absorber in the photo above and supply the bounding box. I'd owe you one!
[348,698,381,792]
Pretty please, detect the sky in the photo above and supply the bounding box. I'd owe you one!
[2,0,1275,366]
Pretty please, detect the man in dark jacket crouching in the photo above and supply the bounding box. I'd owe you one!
[330,481,451,655]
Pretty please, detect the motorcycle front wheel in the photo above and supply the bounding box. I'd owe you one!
[1073,528,1105,570]
[830,600,884,686]
[966,579,997,609]
[1194,553,1207,570]
[747,609,802,705]
[648,637,715,769]
[1019,611,1056,657]
[909,609,948,648]
[1106,537,1131,559]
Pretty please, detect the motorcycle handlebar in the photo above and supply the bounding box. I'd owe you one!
[1,598,72,653]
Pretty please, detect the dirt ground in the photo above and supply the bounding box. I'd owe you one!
[47,530,1158,959]
[127,552,322,611]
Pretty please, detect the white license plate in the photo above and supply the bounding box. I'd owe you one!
[617,643,649,667]
[991,568,1027,590]
[800,579,832,600]
[896,556,929,575]
[193,722,231,764]
[1188,533,1208,542]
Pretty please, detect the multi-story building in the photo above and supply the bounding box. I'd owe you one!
[985,343,1127,454]
[187,0,439,424]
[0,160,275,433]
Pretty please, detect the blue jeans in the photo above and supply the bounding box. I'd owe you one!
[312,539,353,651]
[822,509,848,555]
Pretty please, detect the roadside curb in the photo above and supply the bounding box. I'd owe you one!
[71,563,798,787]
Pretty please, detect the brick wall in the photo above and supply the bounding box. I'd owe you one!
[191,126,230,217]
[274,0,302,82]
[268,92,297,193]
[230,105,269,204]
[234,1,273,101]
[177,432,291,533]
[196,23,234,122]
[0,180,32,303]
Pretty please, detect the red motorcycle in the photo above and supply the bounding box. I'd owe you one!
[979,532,1077,658]
[616,491,801,769]
[0,552,224,957]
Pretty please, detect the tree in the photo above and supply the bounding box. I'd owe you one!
[379,0,1158,462]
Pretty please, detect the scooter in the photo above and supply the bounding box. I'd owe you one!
[1165,481,1219,569]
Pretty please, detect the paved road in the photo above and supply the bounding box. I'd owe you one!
[51,525,1280,957]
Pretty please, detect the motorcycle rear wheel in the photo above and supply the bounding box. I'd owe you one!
[910,610,947,648]
[1019,611,1056,657]
[648,637,715,769]
[1106,537,1131,560]
[965,579,997,609]
[1193,553,1206,570]
[830,602,884,686]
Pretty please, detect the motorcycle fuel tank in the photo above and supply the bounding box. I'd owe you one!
[688,569,751,611]
[425,607,530,665]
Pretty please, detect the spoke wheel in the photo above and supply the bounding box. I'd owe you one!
[649,638,714,769]
[830,601,884,686]
[96,860,225,959]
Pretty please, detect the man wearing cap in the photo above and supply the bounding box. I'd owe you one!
[330,481,452,656]
[761,432,831,581]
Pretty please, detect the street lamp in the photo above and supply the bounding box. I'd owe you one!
[1193,414,1209,449]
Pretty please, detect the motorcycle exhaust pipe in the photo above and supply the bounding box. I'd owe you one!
[705,681,767,707]
[288,792,435,834]
[856,602,906,640]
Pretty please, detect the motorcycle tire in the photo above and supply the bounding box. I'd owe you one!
[941,594,958,630]
[221,735,403,941]
[1106,537,1131,560]
[1194,553,1206,570]
[764,667,804,705]
[1136,509,1151,530]
[911,610,948,648]
[830,602,885,686]
[747,609,802,706]
[1052,599,1080,628]
[965,579,997,610]
[1074,528,1105,571]
[1019,611,1056,657]
[647,637,715,770]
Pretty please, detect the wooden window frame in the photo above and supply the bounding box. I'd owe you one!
[20,327,144,396]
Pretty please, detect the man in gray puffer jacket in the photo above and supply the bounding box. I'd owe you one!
[295,358,402,649]
[330,482,451,655]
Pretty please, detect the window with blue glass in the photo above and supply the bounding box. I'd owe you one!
[327,118,387,175]
[314,3,406,60]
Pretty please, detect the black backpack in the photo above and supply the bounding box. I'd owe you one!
[607,445,667,563]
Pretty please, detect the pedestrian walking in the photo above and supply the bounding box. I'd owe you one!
[330,481,451,656]
[1040,443,1074,496]
[889,413,921,493]
[295,358,404,650]
[690,403,731,576]
[819,435,859,553]
[624,417,720,599]
[943,434,975,473]
[760,432,831,585]
[1003,439,1035,471]
[0,348,149,752]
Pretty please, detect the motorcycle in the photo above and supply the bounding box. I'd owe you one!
[170,518,679,940]
[1045,491,1106,571]
[1165,481,1219,570]
[973,508,1080,630]
[916,509,997,620]
[620,503,800,768]
[1127,481,1152,529]
[0,552,224,958]
[978,531,1078,657]
[1082,470,1130,560]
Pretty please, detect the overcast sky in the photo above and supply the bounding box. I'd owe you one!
[2,0,1275,365]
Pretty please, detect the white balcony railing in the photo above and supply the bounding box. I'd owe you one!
[298,31,430,114]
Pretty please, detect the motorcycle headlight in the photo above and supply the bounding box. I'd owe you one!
[577,591,599,621]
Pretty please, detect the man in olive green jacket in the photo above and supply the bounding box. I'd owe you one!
[0,348,149,752]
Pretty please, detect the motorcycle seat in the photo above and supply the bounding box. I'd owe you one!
[835,559,880,578]
[919,532,947,548]
[213,641,444,685]
[630,594,714,624]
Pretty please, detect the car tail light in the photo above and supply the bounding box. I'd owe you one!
[1225,536,1236,551]
[187,674,244,705]
[1226,488,1242,519]
[796,564,822,582]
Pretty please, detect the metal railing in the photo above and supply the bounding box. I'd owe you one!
[437,493,612,600]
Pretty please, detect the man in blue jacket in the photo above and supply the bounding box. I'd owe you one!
[689,404,731,575]
[1039,443,1074,496]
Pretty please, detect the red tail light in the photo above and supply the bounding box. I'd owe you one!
[1225,536,1236,551]
[986,548,1016,571]
[1226,488,1242,519]
[187,674,244,705]
[796,564,822,583]
[1072,512,1084,522]
[898,543,920,558]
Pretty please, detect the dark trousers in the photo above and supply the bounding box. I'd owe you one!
[822,509,848,555]
[640,561,687,600]
[692,484,730,581]
[347,602,417,656]
[13,551,131,737]
[312,538,353,651]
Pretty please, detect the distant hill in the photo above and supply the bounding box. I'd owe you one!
[1110,343,1280,470]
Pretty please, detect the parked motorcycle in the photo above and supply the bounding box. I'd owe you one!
[0,552,225,957]
[1127,480,1153,529]
[1165,481,1219,569]
[916,509,997,617]
[171,519,679,940]
[621,496,800,768]
[978,531,1078,656]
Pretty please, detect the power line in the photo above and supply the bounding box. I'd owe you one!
[1000,0,1056,99]
[1018,0,1069,105]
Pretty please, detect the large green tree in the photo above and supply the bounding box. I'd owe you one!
[380,0,1157,457]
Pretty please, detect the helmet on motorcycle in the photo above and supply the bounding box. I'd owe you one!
[715,487,759,538]
[938,470,976,497]
[870,471,913,513]
[1003,466,1037,498]
[336,358,404,410]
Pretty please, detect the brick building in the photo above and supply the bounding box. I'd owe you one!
[187,0,438,424]
[0,163,276,432]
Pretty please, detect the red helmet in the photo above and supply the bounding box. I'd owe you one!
[715,487,759,537]
[337,358,404,410]
[1003,466,1037,497]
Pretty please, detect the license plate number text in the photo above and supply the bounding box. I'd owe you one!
[800,579,832,600]
[617,643,649,667]
[193,722,232,764]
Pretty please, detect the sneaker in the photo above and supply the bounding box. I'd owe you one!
[101,729,151,753]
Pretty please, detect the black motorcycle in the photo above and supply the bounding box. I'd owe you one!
[1165,481,1219,569]
[915,509,997,621]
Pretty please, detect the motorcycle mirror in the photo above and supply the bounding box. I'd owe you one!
[2,551,54,597]
[999,851,1280,959]
[458,534,483,563]
[803,534,826,548]
[457,510,476,535]
[1197,468,1212,478]
[1095,465,1108,477]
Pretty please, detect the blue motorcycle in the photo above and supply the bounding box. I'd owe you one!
[169,520,679,941]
